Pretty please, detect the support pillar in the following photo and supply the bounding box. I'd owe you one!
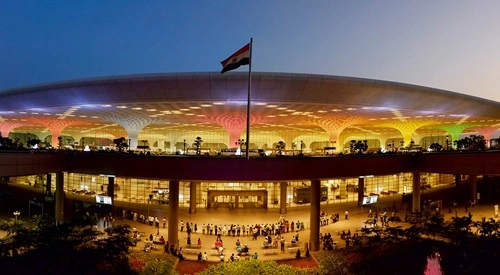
[280,182,287,214]
[107,177,115,213]
[189,182,197,214]
[339,179,346,199]
[357,177,365,207]
[412,172,421,212]
[309,179,320,251]
[455,174,461,188]
[470,175,477,205]
[394,173,401,192]
[168,180,179,249]
[127,131,139,151]
[46,173,52,196]
[55,172,64,225]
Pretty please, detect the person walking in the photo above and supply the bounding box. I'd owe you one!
[345,210,349,220]
[280,236,285,252]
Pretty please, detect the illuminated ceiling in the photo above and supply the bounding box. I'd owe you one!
[1,72,500,147]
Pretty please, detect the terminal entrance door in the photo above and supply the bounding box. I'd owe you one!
[206,190,268,209]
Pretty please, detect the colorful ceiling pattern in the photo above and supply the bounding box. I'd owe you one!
[1,72,499,149]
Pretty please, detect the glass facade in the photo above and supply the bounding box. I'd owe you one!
[9,172,459,210]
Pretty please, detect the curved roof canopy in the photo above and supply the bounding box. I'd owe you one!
[1,72,500,147]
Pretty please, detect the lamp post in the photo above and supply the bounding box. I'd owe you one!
[13,211,20,222]
[183,139,186,154]
[300,140,303,155]
[446,136,449,150]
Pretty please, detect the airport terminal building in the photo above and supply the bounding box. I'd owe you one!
[1,72,500,250]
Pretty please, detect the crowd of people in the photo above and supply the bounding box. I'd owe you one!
[113,207,354,261]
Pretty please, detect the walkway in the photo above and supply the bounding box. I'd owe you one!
[107,198,498,262]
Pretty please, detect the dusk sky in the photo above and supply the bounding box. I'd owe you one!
[2,1,500,102]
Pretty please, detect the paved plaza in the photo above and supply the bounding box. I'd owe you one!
[108,197,499,262]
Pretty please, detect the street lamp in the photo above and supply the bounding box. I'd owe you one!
[183,139,186,154]
[13,211,20,222]
[300,140,303,155]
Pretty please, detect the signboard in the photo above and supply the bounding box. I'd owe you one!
[96,195,112,205]
[362,195,379,205]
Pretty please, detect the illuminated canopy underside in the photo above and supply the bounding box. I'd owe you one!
[1,72,499,148]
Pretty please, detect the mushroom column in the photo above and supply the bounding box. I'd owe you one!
[105,116,156,151]
[29,118,81,148]
[0,122,25,139]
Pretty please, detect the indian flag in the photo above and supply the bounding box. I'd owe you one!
[220,43,250,74]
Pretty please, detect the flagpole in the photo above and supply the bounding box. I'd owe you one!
[245,38,253,160]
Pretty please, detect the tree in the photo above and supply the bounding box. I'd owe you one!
[384,226,404,241]
[276,141,285,156]
[198,260,317,275]
[423,213,445,239]
[193,137,203,155]
[27,138,41,148]
[57,136,63,149]
[473,218,500,238]
[318,251,351,275]
[0,137,15,150]
[445,216,473,245]
[113,137,129,152]
[142,259,177,275]
[0,214,135,274]
[455,135,486,151]
[428,142,442,152]
[349,140,368,154]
